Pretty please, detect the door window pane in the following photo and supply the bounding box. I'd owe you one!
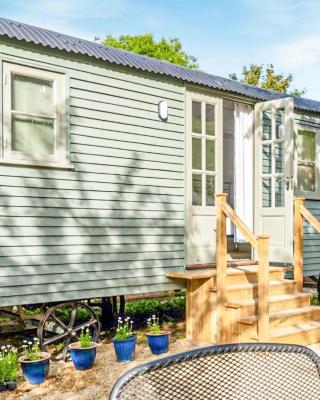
[206,175,215,206]
[297,131,315,161]
[192,174,202,205]
[275,177,284,207]
[275,110,284,139]
[262,178,272,207]
[192,138,202,170]
[297,164,315,192]
[192,101,202,134]
[12,114,55,155]
[274,142,284,173]
[206,104,215,136]
[12,74,54,116]
[262,144,272,174]
[262,111,272,140]
[206,139,215,172]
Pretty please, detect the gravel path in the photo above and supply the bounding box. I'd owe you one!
[0,338,199,400]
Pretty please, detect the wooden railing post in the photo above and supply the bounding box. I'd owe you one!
[257,235,269,341]
[294,198,305,292]
[215,193,228,343]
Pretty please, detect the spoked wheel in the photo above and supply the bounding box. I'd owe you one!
[37,301,100,361]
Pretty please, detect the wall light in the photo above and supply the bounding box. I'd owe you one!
[158,100,168,121]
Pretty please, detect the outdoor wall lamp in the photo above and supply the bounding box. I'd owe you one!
[158,100,168,121]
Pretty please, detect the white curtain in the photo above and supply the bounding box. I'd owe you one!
[234,102,254,242]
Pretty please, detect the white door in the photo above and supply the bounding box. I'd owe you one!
[186,91,223,265]
[254,97,294,263]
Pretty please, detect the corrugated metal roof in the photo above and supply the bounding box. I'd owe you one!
[0,16,319,114]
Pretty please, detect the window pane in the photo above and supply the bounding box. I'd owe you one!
[192,101,202,134]
[206,175,215,206]
[206,140,215,172]
[275,110,284,139]
[12,74,54,116]
[12,114,55,155]
[262,111,272,140]
[275,177,284,207]
[262,144,272,174]
[297,131,315,162]
[298,164,315,192]
[192,138,202,170]
[262,178,272,207]
[192,174,202,205]
[206,104,215,136]
[274,142,284,173]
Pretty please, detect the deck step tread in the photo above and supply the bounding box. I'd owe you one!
[240,306,320,325]
[271,321,320,338]
[211,279,294,292]
[227,292,311,308]
[227,293,310,308]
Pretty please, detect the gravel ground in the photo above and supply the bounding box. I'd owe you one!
[3,339,320,400]
[0,337,199,400]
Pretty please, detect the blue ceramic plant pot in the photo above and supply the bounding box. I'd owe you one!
[112,336,136,362]
[147,332,170,355]
[69,342,97,370]
[19,352,50,385]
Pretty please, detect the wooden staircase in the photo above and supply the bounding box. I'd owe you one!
[217,265,320,345]
[166,194,320,346]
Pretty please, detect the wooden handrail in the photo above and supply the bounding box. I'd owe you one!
[221,201,259,249]
[294,198,320,292]
[215,193,269,342]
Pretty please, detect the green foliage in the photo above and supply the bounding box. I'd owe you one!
[103,34,198,69]
[79,328,93,348]
[22,337,41,361]
[229,64,305,97]
[125,294,185,325]
[114,316,134,341]
[0,345,18,383]
[311,295,319,306]
[146,315,161,334]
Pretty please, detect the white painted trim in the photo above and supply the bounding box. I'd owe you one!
[2,62,67,165]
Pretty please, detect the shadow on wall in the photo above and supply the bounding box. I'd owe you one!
[0,117,185,308]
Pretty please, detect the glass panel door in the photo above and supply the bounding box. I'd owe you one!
[254,97,294,263]
[187,92,223,265]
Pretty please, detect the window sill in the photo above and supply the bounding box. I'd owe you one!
[0,159,75,171]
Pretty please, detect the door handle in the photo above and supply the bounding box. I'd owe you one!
[285,176,290,190]
[285,176,294,190]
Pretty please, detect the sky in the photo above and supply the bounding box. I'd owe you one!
[1,0,320,99]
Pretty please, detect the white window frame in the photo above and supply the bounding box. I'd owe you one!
[295,126,320,198]
[2,62,66,165]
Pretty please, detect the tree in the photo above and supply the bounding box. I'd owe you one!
[103,34,198,69]
[229,64,305,97]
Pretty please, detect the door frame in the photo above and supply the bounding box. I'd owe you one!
[185,90,223,265]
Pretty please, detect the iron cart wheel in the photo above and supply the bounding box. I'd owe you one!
[37,301,100,361]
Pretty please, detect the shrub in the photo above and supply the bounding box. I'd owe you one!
[0,345,18,383]
[125,294,185,326]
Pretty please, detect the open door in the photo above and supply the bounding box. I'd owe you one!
[186,91,223,265]
[254,97,294,263]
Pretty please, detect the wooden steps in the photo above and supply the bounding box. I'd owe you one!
[166,263,320,346]
[270,322,320,345]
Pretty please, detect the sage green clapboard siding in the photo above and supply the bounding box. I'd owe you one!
[0,38,185,306]
[303,200,320,276]
[295,114,320,276]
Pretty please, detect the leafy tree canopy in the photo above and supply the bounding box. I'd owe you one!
[229,64,305,97]
[103,33,198,69]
